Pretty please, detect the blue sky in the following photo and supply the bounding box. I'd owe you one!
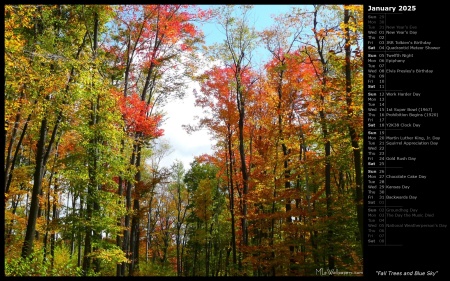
[199,5,308,44]
[198,5,312,67]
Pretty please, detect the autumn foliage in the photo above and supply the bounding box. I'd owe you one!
[115,91,164,138]
[4,4,363,277]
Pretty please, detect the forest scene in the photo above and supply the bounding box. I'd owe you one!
[4,4,364,277]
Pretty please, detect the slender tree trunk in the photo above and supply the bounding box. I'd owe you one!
[4,91,24,194]
[43,145,60,264]
[311,7,334,270]
[205,220,209,276]
[122,145,136,275]
[176,226,181,276]
[130,196,140,275]
[130,198,140,275]
[43,180,52,262]
[50,180,58,269]
[146,193,154,263]
[129,143,142,275]
[236,83,249,248]
[181,224,188,276]
[77,194,84,267]
[4,98,36,194]
[91,14,102,273]
[82,183,93,275]
[226,129,237,269]
[6,192,22,240]
[117,175,124,276]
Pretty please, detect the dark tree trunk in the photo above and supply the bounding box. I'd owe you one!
[344,5,364,247]
[129,143,142,276]
[312,7,334,270]
[116,175,124,276]
[21,117,47,259]
[226,128,237,269]
[122,145,136,275]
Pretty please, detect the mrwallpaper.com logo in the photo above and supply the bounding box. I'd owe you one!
[316,268,363,276]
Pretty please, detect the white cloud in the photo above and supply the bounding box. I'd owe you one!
[157,43,223,171]
[159,78,214,170]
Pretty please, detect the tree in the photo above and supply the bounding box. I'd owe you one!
[15,4,92,260]
[6,5,129,274]
[209,6,259,273]
[105,5,206,275]
[260,9,311,274]
[183,160,228,276]
[342,4,364,248]
[168,160,189,276]
[192,65,241,273]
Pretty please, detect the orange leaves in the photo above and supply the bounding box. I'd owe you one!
[118,5,202,52]
[58,130,82,158]
[196,65,260,133]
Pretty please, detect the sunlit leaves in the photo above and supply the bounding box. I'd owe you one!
[115,92,164,138]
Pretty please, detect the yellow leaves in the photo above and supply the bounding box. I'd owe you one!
[92,247,130,264]
[4,5,36,30]
[344,5,363,12]
[36,216,46,233]
[193,178,214,221]
[339,22,358,34]
[5,210,28,233]
[8,166,34,192]
[340,5,364,35]
[5,6,36,56]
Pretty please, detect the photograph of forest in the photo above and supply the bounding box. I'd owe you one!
[4,4,364,276]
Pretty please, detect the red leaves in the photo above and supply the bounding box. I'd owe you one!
[116,92,164,138]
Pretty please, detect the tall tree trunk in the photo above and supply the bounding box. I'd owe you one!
[181,224,188,276]
[21,117,47,259]
[176,226,181,276]
[82,184,93,275]
[84,14,101,273]
[117,175,124,276]
[236,77,249,248]
[77,195,83,267]
[344,5,363,247]
[130,197,140,275]
[50,180,58,269]
[226,128,237,270]
[92,13,102,273]
[129,143,142,275]
[121,143,137,275]
[43,143,60,264]
[312,7,334,270]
